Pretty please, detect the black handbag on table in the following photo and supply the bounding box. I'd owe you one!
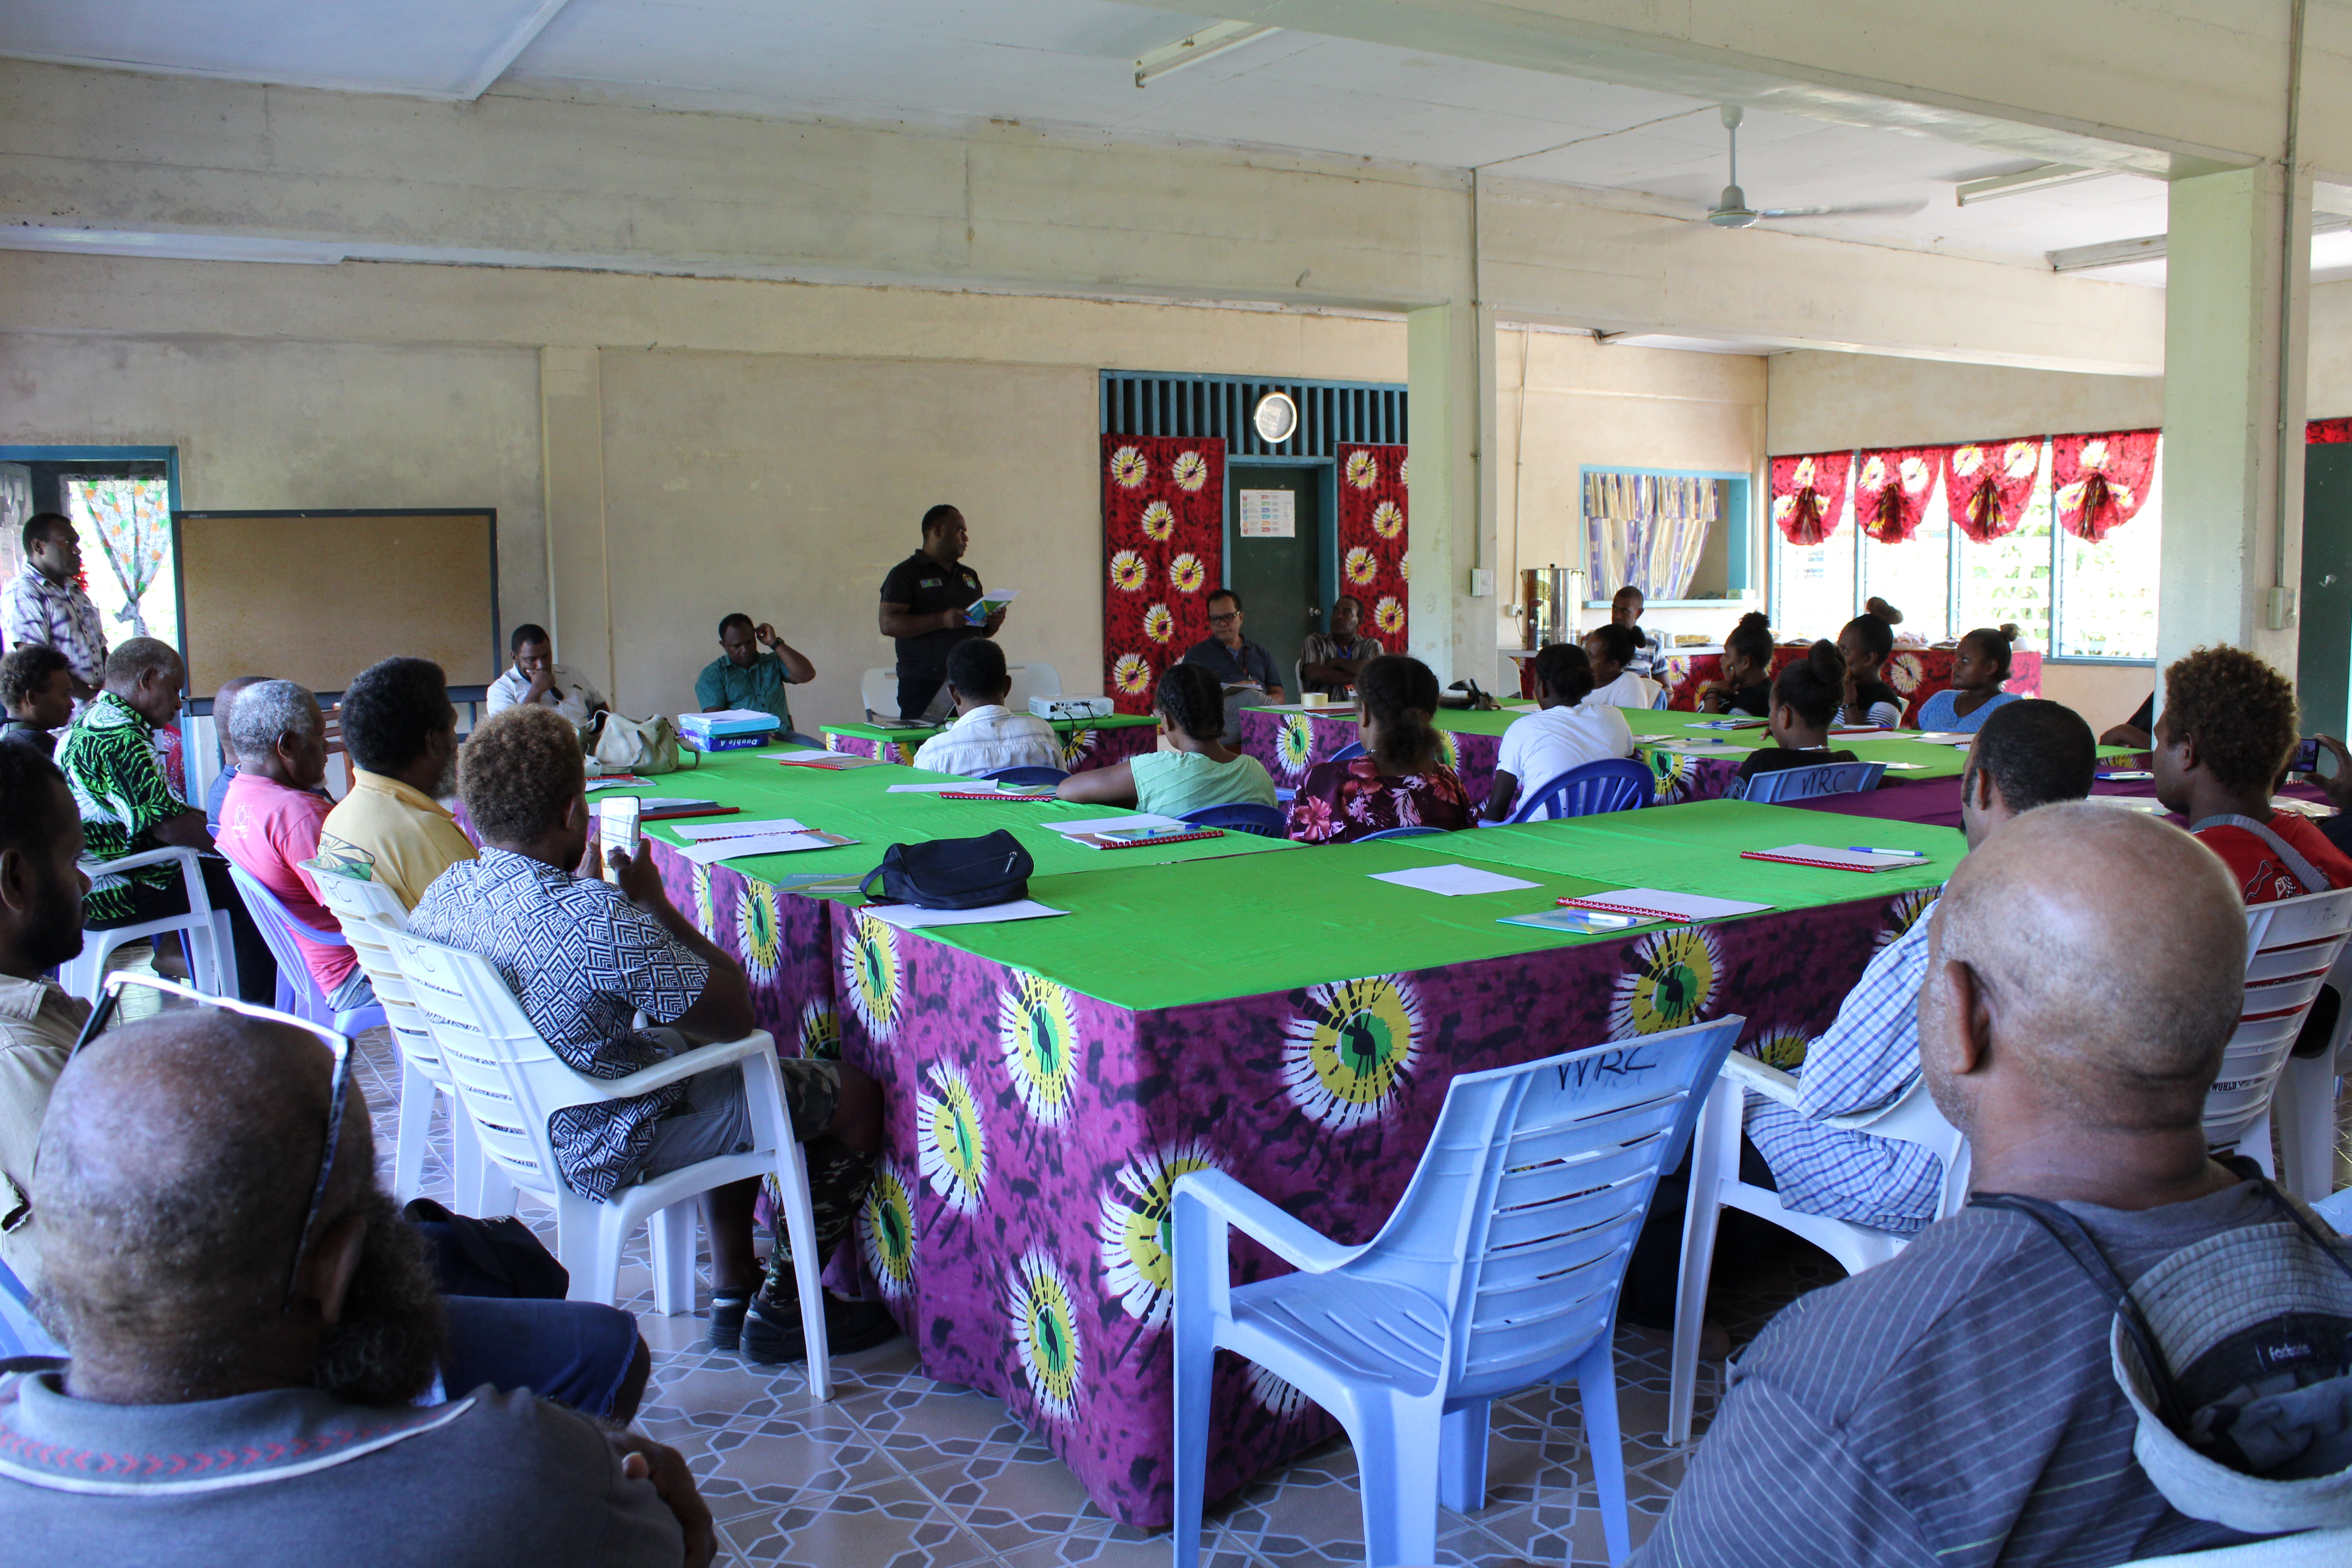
[858,828,1033,910]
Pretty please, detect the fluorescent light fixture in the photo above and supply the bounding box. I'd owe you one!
[2050,214,2352,272]
[1955,164,2104,206]
[0,226,349,264]
[1135,20,1281,88]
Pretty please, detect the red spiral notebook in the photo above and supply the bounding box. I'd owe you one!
[1738,844,1928,873]
[938,791,1058,802]
[1067,827,1227,850]
[1557,888,1772,923]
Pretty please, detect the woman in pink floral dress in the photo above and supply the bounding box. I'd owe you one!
[1285,655,1473,842]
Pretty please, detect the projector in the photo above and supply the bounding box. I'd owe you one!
[1030,696,1115,720]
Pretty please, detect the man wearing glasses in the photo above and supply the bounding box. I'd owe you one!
[1183,588,1285,739]
[1,997,713,1566]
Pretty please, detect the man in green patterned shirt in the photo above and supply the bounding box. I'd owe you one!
[55,639,272,1002]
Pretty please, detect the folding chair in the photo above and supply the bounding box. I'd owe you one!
[1173,1018,1744,1568]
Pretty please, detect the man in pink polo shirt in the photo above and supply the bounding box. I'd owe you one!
[216,680,373,1014]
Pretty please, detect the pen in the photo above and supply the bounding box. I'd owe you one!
[1848,846,1925,857]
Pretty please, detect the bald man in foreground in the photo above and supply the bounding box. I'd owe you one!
[1633,806,2320,1566]
[0,1011,710,1568]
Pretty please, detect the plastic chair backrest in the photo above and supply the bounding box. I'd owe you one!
[1003,663,1063,708]
[858,668,898,721]
[984,764,1070,786]
[2209,887,2352,1150]
[1508,757,1653,823]
[1179,802,1289,837]
[0,1258,59,1358]
[383,929,570,1192]
[306,862,444,1078]
[1330,740,1367,762]
[1650,685,1670,710]
[1357,825,1447,841]
[1357,1017,1742,1401]
[1736,760,1889,804]
[223,861,347,1025]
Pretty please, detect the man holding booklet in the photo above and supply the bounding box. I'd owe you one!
[878,504,1010,723]
[1615,698,2098,1343]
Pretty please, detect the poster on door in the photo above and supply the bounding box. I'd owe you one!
[1238,490,1296,539]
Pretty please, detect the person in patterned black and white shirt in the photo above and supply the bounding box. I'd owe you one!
[0,514,107,704]
[408,705,893,1366]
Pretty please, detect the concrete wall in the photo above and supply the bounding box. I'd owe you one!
[1765,350,2165,454]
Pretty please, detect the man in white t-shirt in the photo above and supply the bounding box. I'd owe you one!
[909,639,1063,779]
[1481,643,1635,822]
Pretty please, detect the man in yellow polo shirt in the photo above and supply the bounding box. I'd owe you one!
[319,657,475,909]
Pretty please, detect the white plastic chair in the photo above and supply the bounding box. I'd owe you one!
[1002,662,1063,709]
[1172,1016,1746,1568]
[58,846,238,1002]
[305,862,509,1213]
[2207,887,2352,1176]
[384,928,833,1399]
[2273,945,2352,1201]
[1665,1052,1971,1445]
[859,667,899,722]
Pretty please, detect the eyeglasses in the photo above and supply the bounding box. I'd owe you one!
[72,973,354,1313]
[1207,612,1241,626]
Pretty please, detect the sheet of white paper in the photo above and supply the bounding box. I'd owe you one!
[584,776,650,791]
[862,899,1069,929]
[670,818,809,841]
[886,780,981,793]
[1368,864,1544,898]
[1907,731,1975,745]
[681,831,845,865]
[1044,813,1187,835]
[1568,887,1773,921]
[761,748,861,761]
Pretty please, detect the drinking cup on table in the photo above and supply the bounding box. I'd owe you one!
[1302,692,1329,708]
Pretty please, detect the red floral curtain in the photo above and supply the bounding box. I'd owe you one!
[1768,452,1852,546]
[1940,438,2043,543]
[1853,445,1946,544]
[2051,430,2158,543]
[1102,435,1225,715]
[2311,417,2352,444]
[1337,444,1410,652]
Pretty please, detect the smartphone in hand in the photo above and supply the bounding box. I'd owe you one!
[2292,736,2323,774]
[598,797,642,884]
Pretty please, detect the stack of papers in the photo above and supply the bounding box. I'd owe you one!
[679,709,781,740]
[680,829,857,865]
[1044,813,1187,836]
[863,898,1065,930]
[1368,864,1543,898]
[670,817,808,841]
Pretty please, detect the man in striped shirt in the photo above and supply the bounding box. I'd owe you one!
[1743,699,2098,1236]
[1634,804,2296,1566]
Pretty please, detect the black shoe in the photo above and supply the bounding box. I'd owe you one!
[740,1292,902,1364]
[708,1293,753,1352]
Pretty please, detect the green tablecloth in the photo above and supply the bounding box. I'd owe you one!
[612,750,1296,891]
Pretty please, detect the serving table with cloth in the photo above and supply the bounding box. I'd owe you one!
[588,747,1963,1524]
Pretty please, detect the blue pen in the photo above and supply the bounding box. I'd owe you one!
[1848,845,1925,857]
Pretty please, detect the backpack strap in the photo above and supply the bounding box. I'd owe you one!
[2189,813,2329,897]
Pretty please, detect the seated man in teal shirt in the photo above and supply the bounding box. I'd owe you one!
[695,613,817,742]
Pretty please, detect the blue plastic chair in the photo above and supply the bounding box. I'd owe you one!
[1650,686,1671,710]
[1172,1017,1744,1568]
[982,764,1070,786]
[1735,759,1889,804]
[0,1258,60,1357]
[1356,826,1448,842]
[1330,740,1367,762]
[1180,802,1289,837]
[1507,757,1653,824]
[225,862,390,1038]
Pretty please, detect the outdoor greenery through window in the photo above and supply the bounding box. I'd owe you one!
[64,474,177,650]
[1770,437,2158,658]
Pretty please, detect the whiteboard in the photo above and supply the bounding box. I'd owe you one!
[172,510,500,700]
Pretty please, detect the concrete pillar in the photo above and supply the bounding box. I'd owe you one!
[1406,299,1500,688]
[2157,164,2310,683]
[539,345,615,701]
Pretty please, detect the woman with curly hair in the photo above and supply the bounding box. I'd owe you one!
[2152,644,2352,903]
[1053,662,1277,816]
[1285,654,1472,842]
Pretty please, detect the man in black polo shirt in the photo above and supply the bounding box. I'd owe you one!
[878,505,1007,722]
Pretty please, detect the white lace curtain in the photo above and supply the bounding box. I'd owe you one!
[1582,472,1719,600]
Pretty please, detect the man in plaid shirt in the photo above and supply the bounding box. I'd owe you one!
[1,514,107,701]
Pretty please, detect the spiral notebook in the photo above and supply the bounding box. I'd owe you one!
[1067,827,1227,850]
[1558,888,1772,923]
[1738,844,1929,873]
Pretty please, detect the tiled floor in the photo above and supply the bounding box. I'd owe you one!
[350,1022,2347,1568]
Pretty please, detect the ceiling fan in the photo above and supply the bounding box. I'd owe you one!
[1703,105,1924,228]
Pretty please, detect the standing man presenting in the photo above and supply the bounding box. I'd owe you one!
[486,624,608,728]
[878,505,1006,723]
[1,514,107,703]
[696,613,817,744]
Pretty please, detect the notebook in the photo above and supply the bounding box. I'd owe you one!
[1499,907,1659,936]
[670,817,809,841]
[1065,827,1226,850]
[681,830,858,865]
[1557,888,1773,923]
[1738,844,1929,873]
[1045,813,1188,835]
